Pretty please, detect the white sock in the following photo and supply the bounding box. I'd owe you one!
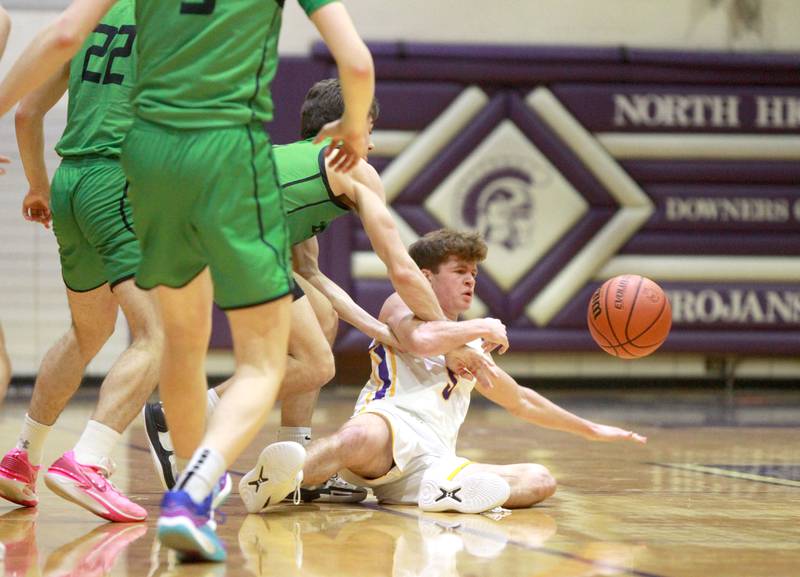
[206,389,220,418]
[277,426,312,447]
[73,420,120,471]
[176,447,226,503]
[16,414,51,466]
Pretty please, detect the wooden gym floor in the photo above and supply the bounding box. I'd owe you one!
[0,385,797,577]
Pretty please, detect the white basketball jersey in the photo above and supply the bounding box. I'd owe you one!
[353,340,482,452]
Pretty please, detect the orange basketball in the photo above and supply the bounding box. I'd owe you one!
[587,274,672,359]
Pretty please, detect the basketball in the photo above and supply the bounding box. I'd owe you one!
[587,275,672,359]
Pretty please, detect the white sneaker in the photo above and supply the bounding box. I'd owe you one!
[418,465,510,514]
[238,442,306,514]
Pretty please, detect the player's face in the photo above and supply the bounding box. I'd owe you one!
[428,257,478,317]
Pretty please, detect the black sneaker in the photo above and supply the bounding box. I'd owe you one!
[142,402,177,489]
[299,474,368,503]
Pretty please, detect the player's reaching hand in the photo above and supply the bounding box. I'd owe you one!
[0,154,9,175]
[373,323,406,353]
[22,187,51,228]
[479,318,509,355]
[584,422,647,445]
[445,345,499,389]
[313,116,369,173]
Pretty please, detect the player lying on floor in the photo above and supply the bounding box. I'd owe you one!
[240,228,646,514]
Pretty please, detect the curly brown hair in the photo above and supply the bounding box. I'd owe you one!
[408,229,487,272]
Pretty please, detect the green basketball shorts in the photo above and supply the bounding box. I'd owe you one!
[121,119,293,309]
[50,157,140,292]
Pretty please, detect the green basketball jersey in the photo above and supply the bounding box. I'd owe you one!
[276,139,350,246]
[55,0,136,159]
[133,0,336,129]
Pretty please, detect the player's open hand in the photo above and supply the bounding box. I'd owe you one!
[313,117,368,173]
[586,423,647,445]
[22,188,52,229]
[0,155,10,175]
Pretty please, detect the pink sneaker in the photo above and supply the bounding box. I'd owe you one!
[0,449,40,507]
[44,451,147,523]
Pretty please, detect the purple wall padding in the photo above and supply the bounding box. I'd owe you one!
[621,161,800,185]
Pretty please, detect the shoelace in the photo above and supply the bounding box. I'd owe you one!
[292,484,301,505]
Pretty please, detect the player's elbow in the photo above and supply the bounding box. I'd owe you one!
[50,17,84,53]
[404,332,438,357]
[343,48,374,81]
[387,262,417,291]
[15,101,43,126]
[506,395,531,420]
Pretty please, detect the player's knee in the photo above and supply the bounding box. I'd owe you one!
[525,464,557,501]
[337,423,382,460]
[320,308,339,344]
[72,317,115,358]
[315,347,336,387]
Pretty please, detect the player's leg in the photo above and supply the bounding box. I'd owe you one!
[149,122,292,560]
[0,284,116,507]
[0,323,11,404]
[418,460,556,513]
[463,462,556,508]
[239,412,392,513]
[304,413,394,485]
[144,276,336,490]
[276,274,337,442]
[44,279,162,522]
[0,160,119,506]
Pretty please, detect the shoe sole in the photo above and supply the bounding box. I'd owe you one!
[44,471,146,523]
[157,516,226,562]
[308,489,368,504]
[142,404,175,490]
[238,442,306,513]
[0,475,37,508]
[418,473,510,514]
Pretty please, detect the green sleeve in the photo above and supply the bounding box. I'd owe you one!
[297,0,339,16]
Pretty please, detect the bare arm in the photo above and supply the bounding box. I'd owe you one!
[335,161,445,322]
[0,0,115,118]
[292,237,402,348]
[16,62,70,228]
[380,293,507,357]
[309,2,374,171]
[477,364,647,444]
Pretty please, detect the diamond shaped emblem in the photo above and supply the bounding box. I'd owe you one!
[424,120,589,291]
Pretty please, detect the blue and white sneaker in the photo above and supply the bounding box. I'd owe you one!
[157,489,226,562]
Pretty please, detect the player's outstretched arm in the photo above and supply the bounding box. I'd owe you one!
[0,0,115,118]
[380,293,508,357]
[346,163,445,322]
[309,2,374,172]
[477,365,647,445]
[292,237,403,349]
[16,62,70,228]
